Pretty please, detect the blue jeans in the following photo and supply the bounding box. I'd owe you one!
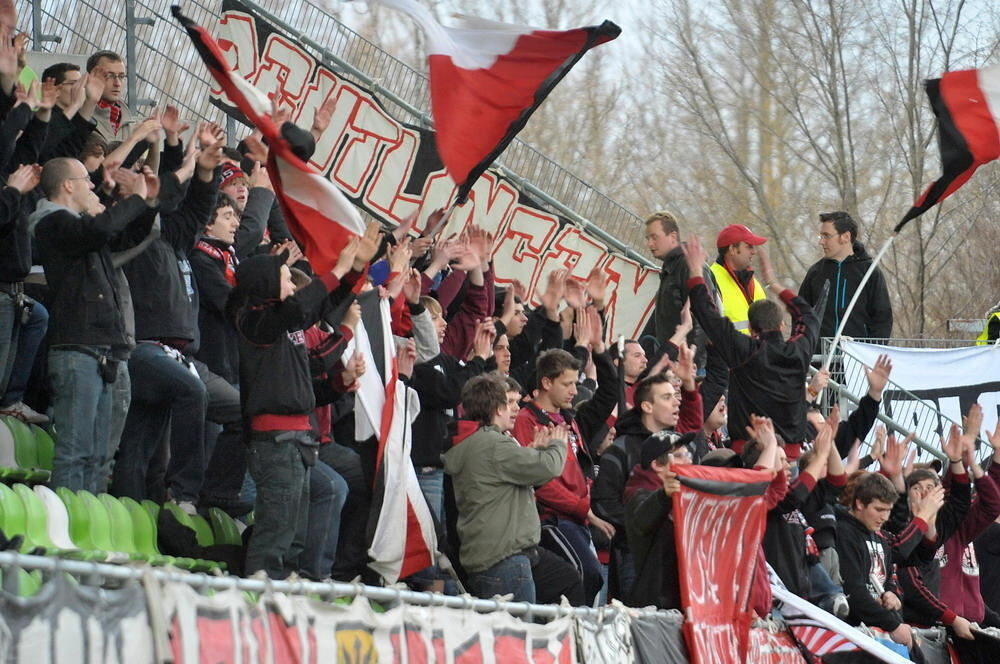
[808,560,844,611]
[0,293,47,406]
[300,460,348,580]
[48,347,114,492]
[416,467,444,523]
[113,343,207,502]
[100,362,131,493]
[245,431,311,578]
[468,554,535,603]
[555,517,604,605]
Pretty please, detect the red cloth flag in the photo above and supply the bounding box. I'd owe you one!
[897,65,1000,231]
[360,0,620,203]
[671,464,771,664]
[171,6,366,273]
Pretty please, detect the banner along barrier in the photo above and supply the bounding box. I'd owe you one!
[210,0,658,339]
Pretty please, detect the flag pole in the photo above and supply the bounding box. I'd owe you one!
[821,234,897,372]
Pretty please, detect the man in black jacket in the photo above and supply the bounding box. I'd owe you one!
[33,157,158,491]
[836,471,943,652]
[799,211,893,345]
[682,236,819,451]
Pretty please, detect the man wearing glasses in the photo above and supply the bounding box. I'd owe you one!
[86,50,133,140]
[799,211,893,346]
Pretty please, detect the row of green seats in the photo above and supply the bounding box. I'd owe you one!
[0,416,54,483]
[0,483,243,574]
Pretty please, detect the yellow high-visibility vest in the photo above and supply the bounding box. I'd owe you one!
[976,312,1000,345]
[710,262,765,335]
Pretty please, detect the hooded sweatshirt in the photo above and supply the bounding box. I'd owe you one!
[442,422,566,574]
[799,242,893,342]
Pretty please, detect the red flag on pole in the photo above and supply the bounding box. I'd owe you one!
[896,65,1000,231]
[358,0,620,204]
[172,6,366,274]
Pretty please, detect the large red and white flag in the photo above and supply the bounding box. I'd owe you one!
[896,65,1000,231]
[672,464,771,664]
[172,6,366,274]
[355,0,620,203]
[350,294,437,583]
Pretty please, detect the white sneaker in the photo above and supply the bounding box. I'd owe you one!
[0,401,49,424]
[176,500,198,516]
[832,593,849,619]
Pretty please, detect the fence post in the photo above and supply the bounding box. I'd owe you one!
[124,0,155,111]
[29,0,62,47]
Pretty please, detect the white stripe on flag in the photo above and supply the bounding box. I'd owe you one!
[978,64,1000,134]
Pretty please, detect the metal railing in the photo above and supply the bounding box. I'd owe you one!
[815,338,991,465]
[16,0,652,265]
[0,551,674,621]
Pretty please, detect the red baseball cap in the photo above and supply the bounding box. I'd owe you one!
[220,163,247,189]
[716,224,767,248]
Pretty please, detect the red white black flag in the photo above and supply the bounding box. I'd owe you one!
[171,6,366,273]
[355,0,620,204]
[897,65,1000,231]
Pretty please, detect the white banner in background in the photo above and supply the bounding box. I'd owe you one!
[842,341,1000,448]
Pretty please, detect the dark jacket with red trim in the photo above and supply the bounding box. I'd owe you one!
[835,505,930,632]
[236,271,358,419]
[511,348,617,524]
[687,276,819,446]
[941,464,1000,623]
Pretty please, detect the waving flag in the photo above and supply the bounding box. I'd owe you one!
[171,6,365,274]
[355,0,620,204]
[896,65,1000,231]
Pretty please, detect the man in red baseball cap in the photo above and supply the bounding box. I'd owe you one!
[709,224,768,334]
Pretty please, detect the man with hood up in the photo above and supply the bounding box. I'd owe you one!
[226,225,371,579]
[799,211,893,345]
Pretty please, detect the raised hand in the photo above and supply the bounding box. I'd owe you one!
[865,354,893,399]
[911,483,945,523]
[249,161,273,191]
[962,403,984,447]
[564,277,586,309]
[333,236,360,278]
[354,221,383,270]
[160,104,190,145]
[6,163,41,194]
[37,78,58,111]
[387,237,413,276]
[396,338,417,378]
[758,245,777,286]
[242,132,269,163]
[682,235,708,276]
[587,306,606,353]
[845,439,862,474]
[392,210,416,242]
[310,95,336,137]
[139,166,160,204]
[941,423,965,464]
[540,268,567,320]
[85,66,106,103]
[511,279,527,302]
[586,266,610,311]
[470,319,496,360]
[572,308,592,349]
[401,268,422,305]
[113,167,148,201]
[342,301,362,331]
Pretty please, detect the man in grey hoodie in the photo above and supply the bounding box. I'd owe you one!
[443,373,584,605]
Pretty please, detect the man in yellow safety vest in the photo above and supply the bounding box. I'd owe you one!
[709,224,768,334]
[976,303,1000,345]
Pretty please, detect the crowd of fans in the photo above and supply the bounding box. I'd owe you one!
[1,39,1000,663]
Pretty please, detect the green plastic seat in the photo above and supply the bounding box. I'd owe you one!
[75,491,128,563]
[56,487,99,553]
[33,485,103,560]
[2,417,48,483]
[0,483,29,551]
[141,499,160,524]
[118,497,184,568]
[0,419,28,481]
[30,425,54,472]
[13,483,65,555]
[99,494,144,561]
[208,507,243,547]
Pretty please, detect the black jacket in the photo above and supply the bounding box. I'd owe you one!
[125,174,218,346]
[591,407,651,532]
[624,469,680,610]
[835,505,930,631]
[687,276,819,446]
[33,196,151,348]
[409,353,489,468]
[799,243,893,343]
